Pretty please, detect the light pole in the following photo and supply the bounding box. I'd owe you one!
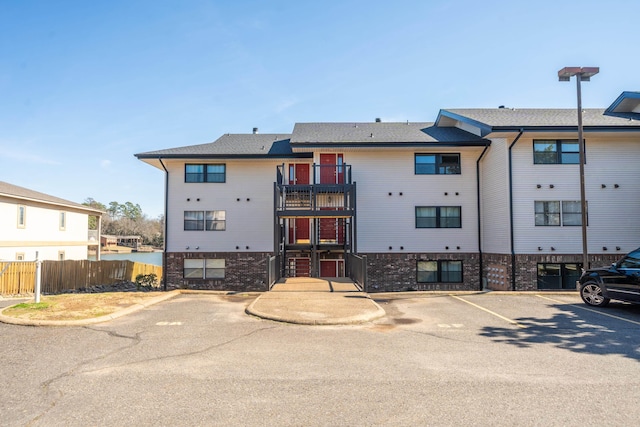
[558,66,599,272]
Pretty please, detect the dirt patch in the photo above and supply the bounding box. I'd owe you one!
[2,292,161,321]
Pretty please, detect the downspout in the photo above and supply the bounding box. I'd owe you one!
[159,158,169,292]
[476,143,490,291]
[508,131,524,291]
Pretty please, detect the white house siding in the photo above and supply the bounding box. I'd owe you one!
[510,134,640,255]
[341,147,482,253]
[478,137,511,254]
[164,158,285,253]
[0,199,92,261]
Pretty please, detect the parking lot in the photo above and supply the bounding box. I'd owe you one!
[1,291,639,426]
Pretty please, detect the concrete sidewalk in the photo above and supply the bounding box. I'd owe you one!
[245,278,386,325]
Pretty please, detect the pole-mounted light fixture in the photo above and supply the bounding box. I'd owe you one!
[558,66,599,272]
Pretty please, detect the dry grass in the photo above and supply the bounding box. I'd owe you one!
[3,292,161,321]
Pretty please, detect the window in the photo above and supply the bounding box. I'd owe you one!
[533,140,581,164]
[184,258,225,279]
[537,263,582,289]
[416,206,461,228]
[415,154,461,174]
[184,211,226,231]
[16,253,25,261]
[17,205,26,228]
[535,201,586,226]
[185,164,226,183]
[619,249,640,269]
[417,260,463,283]
[534,201,560,226]
[59,212,66,230]
[205,211,226,231]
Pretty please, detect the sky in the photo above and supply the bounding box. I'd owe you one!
[1,0,639,218]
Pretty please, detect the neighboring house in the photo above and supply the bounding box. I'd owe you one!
[0,181,103,261]
[136,106,640,292]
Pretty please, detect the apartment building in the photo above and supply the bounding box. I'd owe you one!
[136,104,640,292]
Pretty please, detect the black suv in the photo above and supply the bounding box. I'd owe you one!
[578,247,640,307]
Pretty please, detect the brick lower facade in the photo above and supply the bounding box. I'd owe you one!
[363,252,481,292]
[165,251,271,291]
[482,252,622,291]
[163,250,622,292]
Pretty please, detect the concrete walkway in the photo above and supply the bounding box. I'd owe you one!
[245,278,386,325]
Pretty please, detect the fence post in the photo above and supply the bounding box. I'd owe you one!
[34,252,42,303]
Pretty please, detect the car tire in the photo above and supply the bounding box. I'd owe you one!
[580,282,610,307]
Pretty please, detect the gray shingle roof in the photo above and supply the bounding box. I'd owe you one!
[135,134,294,158]
[290,122,487,144]
[439,108,640,129]
[0,181,103,213]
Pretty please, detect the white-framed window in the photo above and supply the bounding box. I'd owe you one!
[59,211,66,230]
[535,201,586,226]
[183,258,225,279]
[184,211,226,231]
[17,205,26,228]
[16,253,25,261]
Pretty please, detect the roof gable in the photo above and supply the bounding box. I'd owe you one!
[0,181,102,214]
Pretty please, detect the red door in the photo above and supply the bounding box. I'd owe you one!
[288,218,310,243]
[289,163,310,185]
[320,260,337,277]
[319,211,345,243]
[289,258,311,277]
[320,259,345,277]
[320,154,344,184]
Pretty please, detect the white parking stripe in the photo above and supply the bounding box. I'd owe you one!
[449,295,526,328]
[536,294,640,327]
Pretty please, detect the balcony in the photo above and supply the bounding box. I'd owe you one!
[275,164,355,217]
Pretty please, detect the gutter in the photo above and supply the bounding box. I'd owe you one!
[476,143,491,291]
[508,130,524,291]
[159,158,169,292]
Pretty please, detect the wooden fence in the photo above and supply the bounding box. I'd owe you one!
[0,260,163,295]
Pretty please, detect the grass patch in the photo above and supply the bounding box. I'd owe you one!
[11,302,52,310]
[2,292,162,321]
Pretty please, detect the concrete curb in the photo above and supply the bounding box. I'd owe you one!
[0,290,182,327]
[245,293,386,326]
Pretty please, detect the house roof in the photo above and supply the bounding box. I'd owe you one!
[604,92,640,121]
[290,122,488,146]
[436,108,640,136]
[135,134,305,159]
[0,181,103,214]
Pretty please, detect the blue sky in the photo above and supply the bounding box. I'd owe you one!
[1,0,638,217]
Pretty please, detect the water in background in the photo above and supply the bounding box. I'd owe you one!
[98,252,163,266]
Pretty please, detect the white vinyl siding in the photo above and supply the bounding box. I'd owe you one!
[347,148,481,253]
[511,135,640,254]
[478,138,511,253]
[0,200,96,261]
[165,159,279,252]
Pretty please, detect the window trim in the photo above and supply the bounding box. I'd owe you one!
[417,260,463,283]
[415,206,462,229]
[59,211,66,231]
[17,205,26,228]
[414,153,461,175]
[533,139,583,165]
[185,163,226,183]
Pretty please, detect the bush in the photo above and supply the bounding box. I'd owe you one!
[135,273,158,290]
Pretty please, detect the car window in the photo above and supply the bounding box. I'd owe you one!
[619,250,640,269]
